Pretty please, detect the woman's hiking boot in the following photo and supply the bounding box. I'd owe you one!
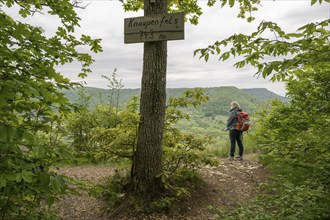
[228,156,234,161]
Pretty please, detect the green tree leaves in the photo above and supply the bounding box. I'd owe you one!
[1,0,102,218]
[195,18,330,82]
[310,0,330,5]
[236,67,330,219]
[192,1,330,218]
[218,67,330,219]
[121,0,262,25]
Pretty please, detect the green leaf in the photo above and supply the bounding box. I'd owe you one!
[216,47,221,54]
[229,0,235,7]
[221,52,230,61]
[276,74,282,81]
[0,176,6,188]
[39,172,50,187]
[50,175,66,193]
[193,49,199,57]
[19,8,31,18]
[33,145,45,158]
[5,174,16,181]
[50,176,61,192]
[6,126,16,140]
[22,130,35,142]
[6,0,15,7]
[262,66,273,78]
[16,173,23,183]
[46,196,56,206]
[0,144,10,153]
[234,61,246,68]
[0,126,17,142]
[22,170,34,183]
[0,126,6,142]
[204,53,209,62]
[311,0,318,5]
[221,0,227,7]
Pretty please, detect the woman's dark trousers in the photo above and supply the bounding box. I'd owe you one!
[229,130,244,157]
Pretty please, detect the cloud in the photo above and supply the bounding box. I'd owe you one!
[3,1,328,96]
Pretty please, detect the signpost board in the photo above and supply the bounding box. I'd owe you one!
[124,12,184,44]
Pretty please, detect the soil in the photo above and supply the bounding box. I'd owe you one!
[55,154,270,220]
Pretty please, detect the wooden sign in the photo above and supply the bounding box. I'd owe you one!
[124,12,184,44]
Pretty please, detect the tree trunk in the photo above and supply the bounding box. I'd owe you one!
[131,0,168,198]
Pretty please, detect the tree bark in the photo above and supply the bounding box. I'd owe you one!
[131,0,168,198]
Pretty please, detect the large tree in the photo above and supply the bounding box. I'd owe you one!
[131,0,168,198]
[121,0,264,195]
[122,0,329,200]
[0,1,101,218]
[121,0,263,200]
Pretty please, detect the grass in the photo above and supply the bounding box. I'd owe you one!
[206,131,258,158]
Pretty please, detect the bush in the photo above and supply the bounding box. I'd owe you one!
[100,89,218,213]
[215,67,330,219]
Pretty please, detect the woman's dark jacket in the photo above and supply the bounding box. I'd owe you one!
[226,107,242,131]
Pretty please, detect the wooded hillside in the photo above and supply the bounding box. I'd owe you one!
[62,86,286,116]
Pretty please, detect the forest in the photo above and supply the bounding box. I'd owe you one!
[62,86,286,114]
[1,0,329,219]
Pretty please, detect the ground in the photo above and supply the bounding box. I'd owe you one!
[55,154,270,220]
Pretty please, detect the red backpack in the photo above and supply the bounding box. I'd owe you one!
[235,111,250,132]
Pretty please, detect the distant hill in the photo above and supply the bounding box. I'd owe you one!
[242,88,287,103]
[62,86,286,116]
[63,87,140,106]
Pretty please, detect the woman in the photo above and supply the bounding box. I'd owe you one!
[225,101,243,161]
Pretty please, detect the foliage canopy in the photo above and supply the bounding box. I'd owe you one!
[0,0,102,218]
[194,1,330,82]
[120,0,262,24]
[193,0,330,219]
[217,66,330,220]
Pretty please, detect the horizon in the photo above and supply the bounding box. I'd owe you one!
[76,85,286,97]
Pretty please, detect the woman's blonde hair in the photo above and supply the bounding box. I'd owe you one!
[230,101,240,109]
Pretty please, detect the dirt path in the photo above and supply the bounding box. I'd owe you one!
[54,166,115,220]
[55,154,269,220]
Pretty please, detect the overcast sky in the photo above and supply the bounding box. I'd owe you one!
[4,1,330,96]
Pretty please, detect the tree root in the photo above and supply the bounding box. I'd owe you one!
[102,200,131,220]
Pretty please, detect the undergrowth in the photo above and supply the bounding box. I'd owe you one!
[101,168,205,214]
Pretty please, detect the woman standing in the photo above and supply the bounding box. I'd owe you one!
[225,101,244,161]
